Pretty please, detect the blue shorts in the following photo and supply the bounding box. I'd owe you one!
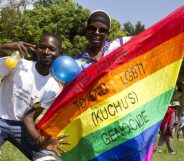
[0,118,56,161]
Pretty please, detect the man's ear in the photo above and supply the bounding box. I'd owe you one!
[106,31,110,36]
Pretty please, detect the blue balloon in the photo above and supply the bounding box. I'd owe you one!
[51,56,81,83]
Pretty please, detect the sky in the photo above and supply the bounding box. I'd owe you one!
[73,0,184,28]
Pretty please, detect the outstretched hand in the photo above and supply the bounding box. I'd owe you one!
[37,134,71,156]
[0,41,36,58]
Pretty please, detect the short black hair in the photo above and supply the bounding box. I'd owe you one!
[41,32,62,50]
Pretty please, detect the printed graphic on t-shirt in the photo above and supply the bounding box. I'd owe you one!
[14,87,31,106]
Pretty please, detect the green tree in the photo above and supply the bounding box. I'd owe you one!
[123,21,145,36]
[172,62,184,119]
[12,4,89,57]
[107,19,125,41]
[33,0,73,7]
[0,0,33,44]
[0,4,20,42]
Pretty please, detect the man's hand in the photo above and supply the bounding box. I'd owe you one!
[0,41,36,58]
[37,134,71,156]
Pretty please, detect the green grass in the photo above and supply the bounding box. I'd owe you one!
[152,137,184,161]
[0,142,28,161]
[1,137,184,161]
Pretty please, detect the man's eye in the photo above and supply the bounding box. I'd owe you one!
[38,45,45,49]
[50,47,57,51]
[38,45,58,51]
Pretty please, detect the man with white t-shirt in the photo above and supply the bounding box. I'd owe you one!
[0,33,70,161]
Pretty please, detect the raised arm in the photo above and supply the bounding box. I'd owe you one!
[0,41,36,58]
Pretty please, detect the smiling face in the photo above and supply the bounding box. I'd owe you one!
[37,35,60,67]
[86,21,109,48]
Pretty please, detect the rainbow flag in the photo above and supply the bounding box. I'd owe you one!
[37,6,184,161]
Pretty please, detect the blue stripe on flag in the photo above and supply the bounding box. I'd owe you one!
[90,121,161,161]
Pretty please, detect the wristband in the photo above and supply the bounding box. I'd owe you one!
[35,135,45,145]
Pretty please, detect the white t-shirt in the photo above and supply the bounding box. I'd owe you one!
[0,58,60,121]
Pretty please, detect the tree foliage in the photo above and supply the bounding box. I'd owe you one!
[0,0,127,57]
[123,21,145,36]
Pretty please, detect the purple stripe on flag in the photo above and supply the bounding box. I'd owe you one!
[142,143,155,161]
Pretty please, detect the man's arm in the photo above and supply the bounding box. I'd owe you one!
[0,41,36,58]
[23,107,71,155]
[23,108,44,143]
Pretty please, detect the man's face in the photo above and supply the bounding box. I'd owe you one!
[86,21,109,48]
[37,36,60,66]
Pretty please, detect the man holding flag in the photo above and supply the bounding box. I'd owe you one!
[37,6,184,161]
